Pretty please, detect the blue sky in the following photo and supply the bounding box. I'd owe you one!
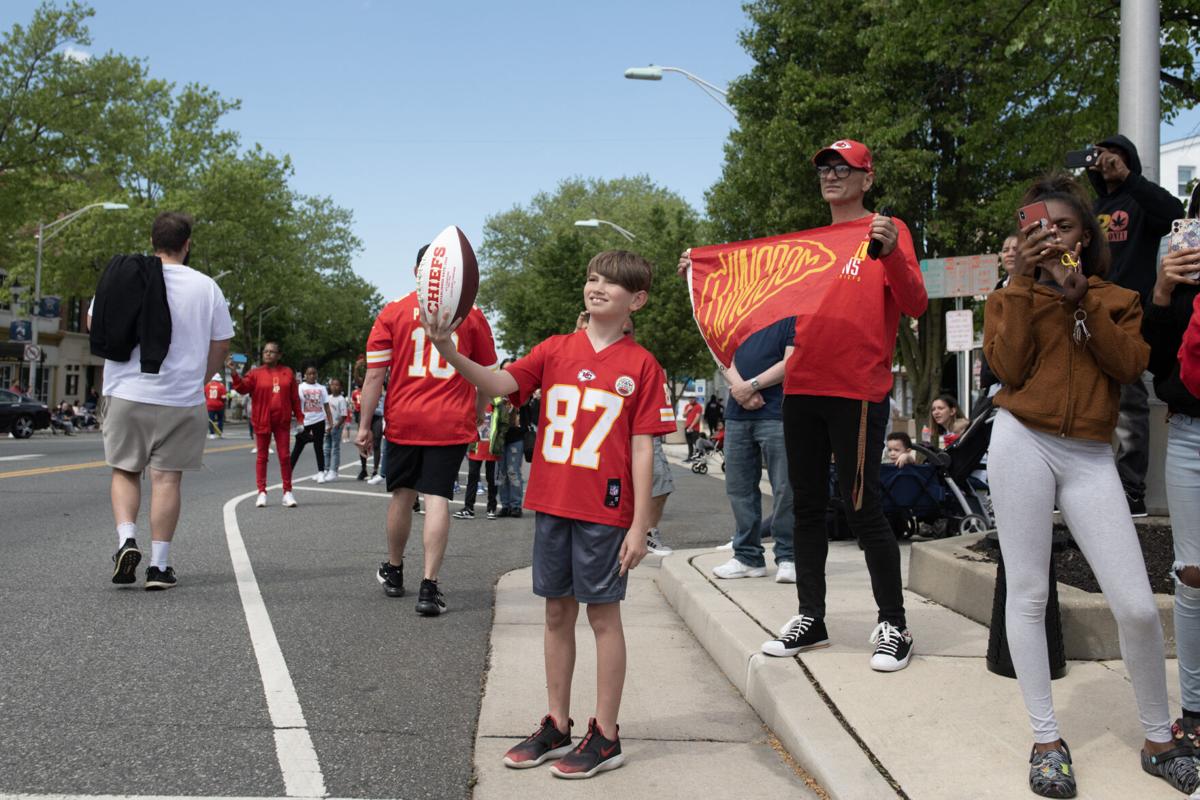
[6,1,1199,301]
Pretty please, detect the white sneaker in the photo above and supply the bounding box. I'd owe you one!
[269,447,275,454]
[282,492,298,508]
[314,472,327,484]
[775,561,797,583]
[208,433,215,439]
[646,528,673,556]
[251,447,258,454]
[255,492,267,508]
[325,470,338,482]
[712,558,767,579]
[367,474,384,485]
[715,538,734,551]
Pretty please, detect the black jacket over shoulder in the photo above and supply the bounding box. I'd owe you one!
[1145,284,1200,418]
[89,253,172,374]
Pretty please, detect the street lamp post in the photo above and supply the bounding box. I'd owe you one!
[256,306,279,357]
[623,65,736,119]
[30,202,129,401]
[574,219,637,241]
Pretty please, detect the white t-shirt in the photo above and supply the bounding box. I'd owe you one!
[90,263,234,407]
[328,394,349,426]
[298,382,329,426]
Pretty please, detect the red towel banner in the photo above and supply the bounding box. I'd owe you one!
[687,224,873,367]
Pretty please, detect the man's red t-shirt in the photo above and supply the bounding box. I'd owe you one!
[684,401,702,432]
[350,387,362,415]
[365,292,498,446]
[507,331,676,528]
[205,380,227,411]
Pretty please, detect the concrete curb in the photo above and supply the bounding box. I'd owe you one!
[908,534,1175,660]
[656,552,899,800]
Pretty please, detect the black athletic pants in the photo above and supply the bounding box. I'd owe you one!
[290,420,327,472]
[463,459,497,513]
[685,430,700,459]
[783,394,905,628]
[360,414,383,474]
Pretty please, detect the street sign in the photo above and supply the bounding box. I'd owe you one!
[9,320,32,342]
[23,344,41,362]
[920,254,1000,298]
[945,310,975,352]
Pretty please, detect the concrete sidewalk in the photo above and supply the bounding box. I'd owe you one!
[472,564,823,799]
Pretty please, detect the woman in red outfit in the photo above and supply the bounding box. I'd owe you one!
[228,342,303,508]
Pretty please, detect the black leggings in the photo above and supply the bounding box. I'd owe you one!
[360,414,383,474]
[290,420,327,472]
[782,394,904,627]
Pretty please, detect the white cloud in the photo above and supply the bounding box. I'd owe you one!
[62,46,91,63]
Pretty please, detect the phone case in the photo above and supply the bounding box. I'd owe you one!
[1168,219,1200,280]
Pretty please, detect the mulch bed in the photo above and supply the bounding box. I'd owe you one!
[966,523,1176,595]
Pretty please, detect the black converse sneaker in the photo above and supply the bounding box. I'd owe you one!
[503,715,573,768]
[112,538,141,584]
[868,621,914,672]
[376,561,405,598]
[761,614,830,657]
[144,566,177,590]
[452,508,475,520]
[550,718,623,779]
[415,578,445,616]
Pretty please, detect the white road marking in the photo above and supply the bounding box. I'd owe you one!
[293,486,390,499]
[0,453,42,461]
[222,487,326,798]
[0,796,367,800]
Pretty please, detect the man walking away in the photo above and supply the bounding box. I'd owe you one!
[205,373,226,438]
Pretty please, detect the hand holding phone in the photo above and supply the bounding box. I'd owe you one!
[1016,201,1051,230]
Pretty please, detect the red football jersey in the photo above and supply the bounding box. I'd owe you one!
[365,292,498,445]
[507,331,676,528]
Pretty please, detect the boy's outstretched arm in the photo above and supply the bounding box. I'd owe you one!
[425,315,519,397]
[619,434,653,575]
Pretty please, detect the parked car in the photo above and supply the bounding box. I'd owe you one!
[0,389,51,438]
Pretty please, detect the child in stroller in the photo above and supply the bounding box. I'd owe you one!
[690,423,725,474]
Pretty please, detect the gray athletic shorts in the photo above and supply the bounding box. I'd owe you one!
[102,396,207,472]
[651,436,674,498]
[533,512,628,604]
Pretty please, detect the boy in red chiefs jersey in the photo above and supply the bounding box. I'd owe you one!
[426,251,676,779]
[355,244,498,616]
[228,343,305,508]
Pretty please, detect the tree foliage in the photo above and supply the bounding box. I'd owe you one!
[707,0,1200,421]
[0,2,379,379]
[479,176,712,401]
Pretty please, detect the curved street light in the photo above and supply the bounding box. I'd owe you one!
[30,202,129,400]
[574,218,636,242]
[623,65,736,118]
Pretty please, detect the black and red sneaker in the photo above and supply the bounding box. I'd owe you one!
[550,717,624,779]
[503,715,572,768]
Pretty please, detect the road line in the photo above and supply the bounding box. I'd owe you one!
[0,444,252,480]
[292,486,391,499]
[0,453,42,462]
[222,488,326,797]
[0,795,362,800]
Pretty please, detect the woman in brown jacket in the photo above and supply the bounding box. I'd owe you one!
[984,174,1196,798]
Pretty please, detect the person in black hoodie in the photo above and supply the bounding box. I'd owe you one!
[1144,181,1200,753]
[1088,134,1186,516]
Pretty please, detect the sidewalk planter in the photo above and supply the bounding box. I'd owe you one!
[908,533,1175,661]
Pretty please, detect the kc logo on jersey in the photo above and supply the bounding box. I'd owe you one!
[577,369,596,382]
[614,376,636,397]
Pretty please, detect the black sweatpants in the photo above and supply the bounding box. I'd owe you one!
[783,394,905,627]
[463,458,497,513]
[360,414,383,475]
[290,420,327,472]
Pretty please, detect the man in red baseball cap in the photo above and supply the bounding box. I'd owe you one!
[811,139,873,171]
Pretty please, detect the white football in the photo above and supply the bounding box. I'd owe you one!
[417,225,479,328]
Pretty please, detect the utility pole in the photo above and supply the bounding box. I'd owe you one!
[1119,0,1160,183]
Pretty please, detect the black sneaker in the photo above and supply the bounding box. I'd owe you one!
[415,578,445,616]
[112,538,141,584]
[377,561,405,598]
[550,718,623,779]
[496,506,511,518]
[509,508,523,519]
[1030,741,1076,798]
[868,621,914,671]
[761,614,830,657]
[1127,493,1148,518]
[486,508,498,520]
[413,500,424,515]
[1142,743,1200,794]
[453,508,475,520]
[503,715,573,768]
[356,468,368,481]
[144,565,177,590]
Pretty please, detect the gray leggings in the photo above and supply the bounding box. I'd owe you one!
[989,409,1171,744]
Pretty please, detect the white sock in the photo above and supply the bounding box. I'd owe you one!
[151,540,171,569]
[117,522,137,547]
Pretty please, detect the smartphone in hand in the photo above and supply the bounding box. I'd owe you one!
[1016,201,1052,230]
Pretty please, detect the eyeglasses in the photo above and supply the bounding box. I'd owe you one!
[816,164,858,180]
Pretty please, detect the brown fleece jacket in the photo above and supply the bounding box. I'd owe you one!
[983,274,1149,442]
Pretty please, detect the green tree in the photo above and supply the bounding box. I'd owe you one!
[479,176,712,402]
[707,0,1199,422]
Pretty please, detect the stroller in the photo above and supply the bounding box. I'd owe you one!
[690,430,725,474]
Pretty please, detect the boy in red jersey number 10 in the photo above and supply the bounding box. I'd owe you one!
[425,251,677,779]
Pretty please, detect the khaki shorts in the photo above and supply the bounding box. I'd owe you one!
[102,396,207,472]
[651,436,675,498]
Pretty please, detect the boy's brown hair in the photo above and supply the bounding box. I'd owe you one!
[587,250,653,294]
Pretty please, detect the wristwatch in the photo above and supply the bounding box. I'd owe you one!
[750,378,761,390]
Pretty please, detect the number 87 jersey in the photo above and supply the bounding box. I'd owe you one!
[365,292,498,445]
[506,330,677,528]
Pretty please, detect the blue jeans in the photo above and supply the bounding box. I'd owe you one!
[324,422,344,472]
[725,418,794,568]
[497,439,525,509]
[1168,414,1200,711]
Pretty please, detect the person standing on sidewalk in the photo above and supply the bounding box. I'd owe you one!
[494,363,528,518]
[90,211,234,589]
[454,400,499,520]
[290,365,332,482]
[356,244,497,616]
[229,343,304,508]
[205,373,226,438]
[750,140,927,671]
[323,377,349,481]
[682,396,703,461]
[985,174,1195,797]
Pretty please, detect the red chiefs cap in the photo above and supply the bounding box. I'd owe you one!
[812,139,873,171]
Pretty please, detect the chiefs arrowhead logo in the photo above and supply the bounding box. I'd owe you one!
[578,369,596,382]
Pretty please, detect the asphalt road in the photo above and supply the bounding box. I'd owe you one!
[0,430,739,799]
